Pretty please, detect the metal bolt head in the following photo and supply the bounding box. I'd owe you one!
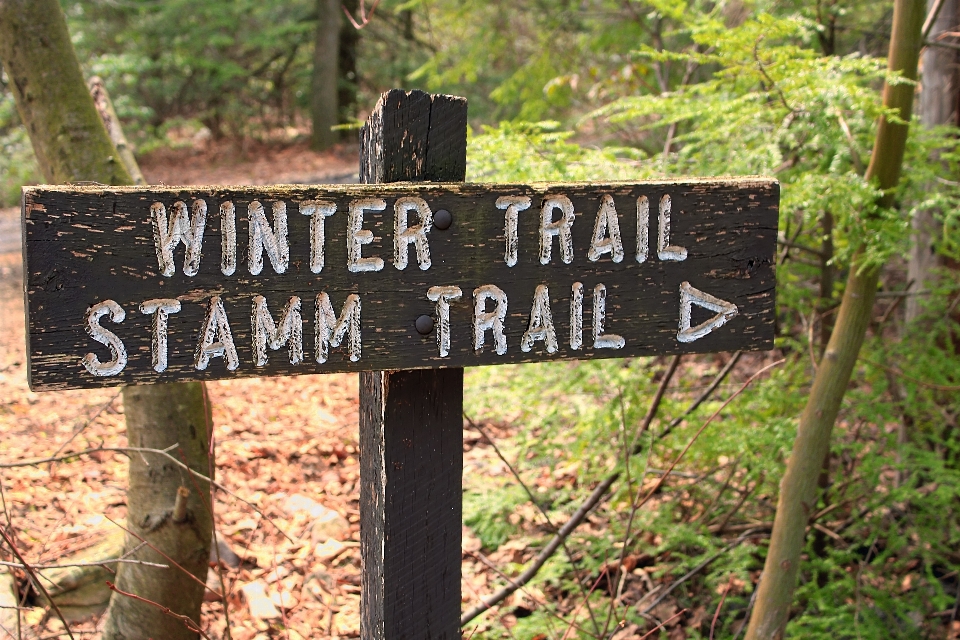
[415,314,434,335]
[434,209,453,230]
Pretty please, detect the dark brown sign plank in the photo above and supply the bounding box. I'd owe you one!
[22,179,778,391]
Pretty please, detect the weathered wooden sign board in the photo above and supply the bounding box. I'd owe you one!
[22,179,778,391]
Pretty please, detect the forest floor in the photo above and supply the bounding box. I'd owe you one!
[0,139,516,639]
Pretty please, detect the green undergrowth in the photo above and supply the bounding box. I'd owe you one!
[462,289,960,638]
[0,86,40,207]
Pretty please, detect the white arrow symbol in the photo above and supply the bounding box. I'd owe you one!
[677,281,739,343]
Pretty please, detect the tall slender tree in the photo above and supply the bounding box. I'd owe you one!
[311,0,342,150]
[744,1,927,637]
[908,0,957,321]
[0,1,212,638]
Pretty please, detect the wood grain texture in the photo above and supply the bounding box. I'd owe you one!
[23,177,778,390]
[360,368,464,639]
[23,177,778,392]
[359,89,465,640]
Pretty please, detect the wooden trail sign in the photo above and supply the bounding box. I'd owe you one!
[22,179,777,391]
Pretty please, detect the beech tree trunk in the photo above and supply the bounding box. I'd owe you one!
[744,1,926,638]
[101,385,213,640]
[0,2,212,638]
[311,0,341,150]
[908,0,958,321]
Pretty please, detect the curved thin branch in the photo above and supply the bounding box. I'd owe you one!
[0,445,294,543]
[460,354,773,626]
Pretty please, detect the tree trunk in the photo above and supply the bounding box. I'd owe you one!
[88,76,146,185]
[908,0,958,321]
[0,0,132,187]
[338,0,359,134]
[0,2,213,638]
[744,1,926,638]
[311,0,341,150]
[101,384,213,640]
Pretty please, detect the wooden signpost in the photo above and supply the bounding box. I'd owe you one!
[21,89,779,638]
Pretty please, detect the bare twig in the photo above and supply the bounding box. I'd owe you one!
[776,237,826,258]
[605,356,681,633]
[630,360,784,522]
[835,111,865,175]
[106,581,211,640]
[0,481,20,640]
[104,517,222,600]
[639,529,763,616]
[713,472,765,534]
[51,391,121,459]
[657,351,743,442]
[629,355,682,456]
[695,456,741,524]
[754,36,793,112]
[947,290,960,316]
[710,575,735,639]
[460,472,616,626]
[924,38,960,51]
[922,0,947,41]
[0,558,168,570]
[463,415,602,636]
[342,0,381,29]
[730,572,761,640]
[0,527,74,640]
[861,357,960,391]
[639,608,687,639]
[0,445,294,543]
[560,571,607,640]
[466,550,595,638]
[460,356,777,627]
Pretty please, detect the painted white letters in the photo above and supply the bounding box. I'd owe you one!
[539,195,575,265]
[300,200,337,274]
[220,201,237,276]
[657,194,687,261]
[427,286,462,357]
[152,199,207,277]
[195,296,239,371]
[497,195,532,267]
[636,195,649,264]
[347,198,385,273]
[315,293,362,363]
[570,282,584,350]
[677,281,738,343]
[473,284,508,355]
[248,201,289,275]
[81,300,127,377]
[521,284,557,353]
[588,195,624,263]
[140,298,181,373]
[251,295,304,366]
[593,284,625,349]
[394,197,433,271]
